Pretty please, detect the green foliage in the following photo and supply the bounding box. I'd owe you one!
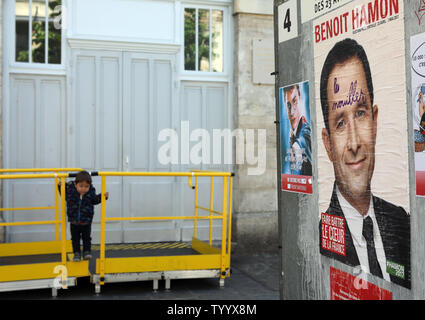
[184,9,196,70]
[16,0,62,64]
[184,9,219,72]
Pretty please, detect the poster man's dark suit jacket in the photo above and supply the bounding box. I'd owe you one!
[319,184,411,289]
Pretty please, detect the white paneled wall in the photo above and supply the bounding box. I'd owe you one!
[3,0,233,243]
[179,82,229,241]
[6,75,65,242]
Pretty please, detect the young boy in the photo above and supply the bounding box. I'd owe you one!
[59,171,109,261]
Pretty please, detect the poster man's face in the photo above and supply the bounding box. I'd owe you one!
[322,57,378,200]
[285,87,302,131]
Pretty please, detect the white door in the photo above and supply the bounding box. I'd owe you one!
[121,51,179,242]
[69,49,124,244]
[70,49,178,243]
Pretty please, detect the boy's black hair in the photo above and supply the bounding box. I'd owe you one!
[320,38,374,133]
[75,170,92,185]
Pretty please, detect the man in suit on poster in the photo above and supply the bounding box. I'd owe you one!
[319,38,410,289]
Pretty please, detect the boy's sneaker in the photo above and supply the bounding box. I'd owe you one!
[73,252,81,262]
[83,251,92,260]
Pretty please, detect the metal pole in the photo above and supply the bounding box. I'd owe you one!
[227,176,233,260]
[194,176,199,238]
[54,176,59,241]
[220,176,228,279]
[209,176,214,245]
[60,176,67,265]
[100,175,106,285]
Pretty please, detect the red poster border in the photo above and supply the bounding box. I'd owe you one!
[330,267,392,300]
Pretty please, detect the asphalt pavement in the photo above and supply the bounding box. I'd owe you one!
[0,253,280,300]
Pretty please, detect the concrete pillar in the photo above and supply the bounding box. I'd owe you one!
[233,0,278,253]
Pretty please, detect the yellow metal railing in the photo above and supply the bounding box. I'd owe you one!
[0,169,234,286]
[0,168,83,266]
[0,168,83,174]
[0,168,82,241]
[96,171,233,285]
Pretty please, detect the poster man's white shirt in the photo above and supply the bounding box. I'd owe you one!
[336,186,390,281]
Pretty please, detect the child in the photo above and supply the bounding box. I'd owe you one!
[59,170,109,261]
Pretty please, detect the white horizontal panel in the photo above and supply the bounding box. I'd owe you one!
[9,231,60,243]
[8,181,58,236]
[10,181,57,217]
[91,230,123,244]
[73,0,175,42]
[126,181,174,219]
[124,229,178,242]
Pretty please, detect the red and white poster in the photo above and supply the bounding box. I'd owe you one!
[314,0,411,290]
[330,267,392,300]
[321,212,345,257]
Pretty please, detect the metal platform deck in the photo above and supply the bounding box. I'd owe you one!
[88,238,230,294]
[0,253,62,266]
[0,169,233,296]
[0,239,229,295]
[0,240,88,296]
[85,242,199,275]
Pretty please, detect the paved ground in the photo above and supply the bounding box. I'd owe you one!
[0,253,280,300]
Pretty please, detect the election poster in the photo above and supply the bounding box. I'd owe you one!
[410,32,425,197]
[313,0,411,289]
[330,267,392,300]
[279,81,313,194]
[301,0,353,23]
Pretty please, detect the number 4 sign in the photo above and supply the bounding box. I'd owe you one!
[278,0,298,43]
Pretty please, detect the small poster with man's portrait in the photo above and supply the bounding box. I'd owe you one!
[313,0,411,290]
[279,81,313,194]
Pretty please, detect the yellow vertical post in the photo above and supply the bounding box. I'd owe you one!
[54,176,59,241]
[220,176,228,279]
[227,176,233,261]
[194,176,199,238]
[209,176,214,245]
[60,176,67,265]
[100,175,106,284]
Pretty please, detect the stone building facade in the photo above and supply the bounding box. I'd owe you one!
[0,0,278,253]
[232,0,278,253]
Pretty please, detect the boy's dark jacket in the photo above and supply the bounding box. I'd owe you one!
[58,181,102,224]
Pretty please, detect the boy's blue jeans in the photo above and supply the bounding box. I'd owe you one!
[70,223,92,253]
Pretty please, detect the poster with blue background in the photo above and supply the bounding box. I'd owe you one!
[279,81,313,194]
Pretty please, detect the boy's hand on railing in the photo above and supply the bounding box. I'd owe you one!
[104,192,109,200]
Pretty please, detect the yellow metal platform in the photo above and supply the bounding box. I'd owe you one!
[0,238,230,295]
[88,237,230,293]
[0,240,89,296]
[0,169,233,295]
